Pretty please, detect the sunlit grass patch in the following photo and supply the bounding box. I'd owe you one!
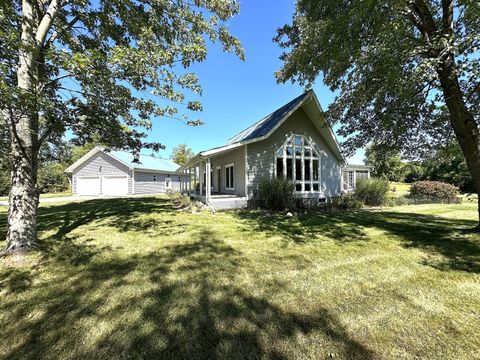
[0,197,479,359]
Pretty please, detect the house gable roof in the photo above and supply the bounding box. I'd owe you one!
[226,91,311,144]
[180,90,345,169]
[65,147,180,173]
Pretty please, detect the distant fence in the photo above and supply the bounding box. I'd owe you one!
[391,196,462,206]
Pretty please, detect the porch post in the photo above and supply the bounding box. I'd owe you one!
[206,157,211,204]
[199,161,204,196]
[180,170,183,193]
[188,168,191,192]
[194,165,198,193]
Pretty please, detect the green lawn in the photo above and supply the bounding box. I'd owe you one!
[0,191,72,202]
[1,198,479,359]
[389,182,411,197]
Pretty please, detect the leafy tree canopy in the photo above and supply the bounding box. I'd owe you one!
[0,0,244,157]
[171,143,194,166]
[422,141,474,191]
[275,0,479,157]
[365,144,406,182]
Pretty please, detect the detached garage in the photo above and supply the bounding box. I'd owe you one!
[65,147,189,196]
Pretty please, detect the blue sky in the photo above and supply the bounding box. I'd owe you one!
[144,0,366,164]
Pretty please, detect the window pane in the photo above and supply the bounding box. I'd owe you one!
[356,170,369,181]
[304,148,311,157]
[286,147,293,156]
[313,183,319,191]
[276,148,283,157]
[230,167,234,187]
[276,158,284,178]
[294,135,302,146]
[313,160,319,180]
[295,147,302,157]
[295,159,302,180]
[305,183,311,191]
[304,159,311,181]
[286,158,293,180]
[312,149,319,157]
[295,184,302,192]
[225,168,229,187]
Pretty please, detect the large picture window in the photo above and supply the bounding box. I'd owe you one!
[275,135,321,192]
[225,163,234,190]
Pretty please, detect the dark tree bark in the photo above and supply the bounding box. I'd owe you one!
[412,0,480,230]
[437,62,480,230]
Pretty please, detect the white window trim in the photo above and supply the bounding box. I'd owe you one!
[274,134,322,194]
[225,163,235,190]
[165,175,172,189]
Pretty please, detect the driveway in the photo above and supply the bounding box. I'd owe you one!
[0,196,96,206]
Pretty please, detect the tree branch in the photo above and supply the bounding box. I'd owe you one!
[441,0,454,34]
[410,0,438,37]
[38,121,56,146]
[466,81,480,104]
[35,0,61,49]
[44,15,80,49]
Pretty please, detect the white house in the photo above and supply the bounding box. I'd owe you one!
[65,90,371,205]
[177,90,370,208]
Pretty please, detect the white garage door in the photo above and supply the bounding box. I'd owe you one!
[102,176,128,196]
[77,177,100,196]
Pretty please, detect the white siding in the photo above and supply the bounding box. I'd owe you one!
[72,152,187,196]
[73,153,132,195]
[209,147,246,196]
[133,172,188,195]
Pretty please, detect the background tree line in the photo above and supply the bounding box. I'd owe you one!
[365,141,474,192]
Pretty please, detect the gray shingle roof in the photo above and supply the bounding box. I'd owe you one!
[226,91,311,144]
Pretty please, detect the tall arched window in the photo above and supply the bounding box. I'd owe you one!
[275,134,321,192]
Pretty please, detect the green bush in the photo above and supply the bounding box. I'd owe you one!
[258,177,295,211]
[336,193,363,210]
[167,190,192,209]
[409,181,458,199]
[354,178,389,206]
[37,162,70,194]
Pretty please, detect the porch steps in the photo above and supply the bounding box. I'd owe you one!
[209,197,247,209]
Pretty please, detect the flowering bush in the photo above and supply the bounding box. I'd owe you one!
[409,181,458,199]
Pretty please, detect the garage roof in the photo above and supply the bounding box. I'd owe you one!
[109,150,180,172]
[65,147,180,173]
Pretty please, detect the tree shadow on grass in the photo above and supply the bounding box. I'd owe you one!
[1,228,377,360]
[38,197,179,239]
[236,209,480,273]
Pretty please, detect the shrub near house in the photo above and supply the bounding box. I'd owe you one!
[410,181,458,201]
[354,178,390,206]
[258,178,295,211]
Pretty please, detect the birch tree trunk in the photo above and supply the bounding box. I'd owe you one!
[5,0,40,253]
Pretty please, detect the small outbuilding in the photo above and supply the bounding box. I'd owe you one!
[65,147,188,196]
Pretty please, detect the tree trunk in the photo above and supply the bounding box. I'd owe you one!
[4,0,40,253]
[437,55,480,230]
[5,142,39,253]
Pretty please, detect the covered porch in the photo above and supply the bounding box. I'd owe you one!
[178,145,247,209]
[342,164,374,192]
